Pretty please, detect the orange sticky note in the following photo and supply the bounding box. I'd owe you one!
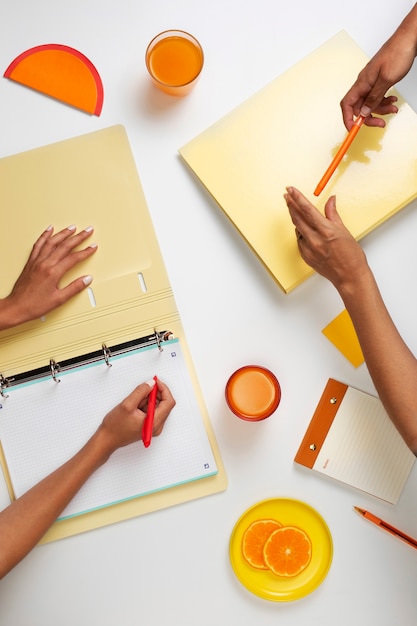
[322,309,364,367]
[4,44,104,115]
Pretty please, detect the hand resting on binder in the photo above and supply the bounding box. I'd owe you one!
[0,377,175,579]
[0,224,97,330]
[284,186,417,455]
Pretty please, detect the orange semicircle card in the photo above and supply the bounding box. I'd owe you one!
[4,44,104,116]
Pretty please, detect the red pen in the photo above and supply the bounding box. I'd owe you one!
[142,376,158,448]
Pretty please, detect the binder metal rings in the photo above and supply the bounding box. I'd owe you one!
[0,329,173,391]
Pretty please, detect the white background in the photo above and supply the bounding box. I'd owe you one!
[1,1,417,624]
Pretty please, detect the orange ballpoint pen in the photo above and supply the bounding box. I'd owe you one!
[314,114,365,196]
[354,506,417,550]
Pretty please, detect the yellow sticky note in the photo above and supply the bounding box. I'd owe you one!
[322,309,364,367]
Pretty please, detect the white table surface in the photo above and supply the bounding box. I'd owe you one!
[1,1,417,624]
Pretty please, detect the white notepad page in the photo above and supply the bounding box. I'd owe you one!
[313,386,415,503]
[0,338,217,519]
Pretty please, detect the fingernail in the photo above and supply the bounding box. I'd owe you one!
[46,224,53,231]
[83,275,93,286]
[84,225,94,233]
[67,224,76,231]
[360,105,371,117]
[145,378,156,388]
[89,243,98,249]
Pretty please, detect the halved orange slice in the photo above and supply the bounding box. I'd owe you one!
[263,526,312,577]
[241,519,282,569]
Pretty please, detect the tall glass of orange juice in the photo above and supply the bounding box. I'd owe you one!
[145,30,204,96]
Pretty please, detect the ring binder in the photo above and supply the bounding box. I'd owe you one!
[0,329,173,392]
[0,126,227,544]
[0,374,13,398]
[154,328,174,351]
[49,359,61,383]
[102,344,112,367]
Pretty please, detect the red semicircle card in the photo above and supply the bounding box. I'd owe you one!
[4,44,104,116]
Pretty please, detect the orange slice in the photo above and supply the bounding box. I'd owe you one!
[263,526,312,577]
[241,519,282,569]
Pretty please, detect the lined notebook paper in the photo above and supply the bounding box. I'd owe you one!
[0,338,217,519]
[294,379,415,503]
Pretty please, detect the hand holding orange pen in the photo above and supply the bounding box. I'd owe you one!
[314,114,365,196]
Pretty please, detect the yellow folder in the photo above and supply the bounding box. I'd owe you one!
[0,125,227,542]
[179,31,417,293]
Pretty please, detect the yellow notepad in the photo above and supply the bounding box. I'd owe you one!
[179,31,417,293]
[0,126,227,542]
[294,379,415,503]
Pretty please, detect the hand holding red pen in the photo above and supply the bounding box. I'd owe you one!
[0,378,175,579]
[99,378,175,454]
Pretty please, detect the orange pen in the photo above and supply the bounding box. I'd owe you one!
[354,506,417,550]
[314,114,365,196]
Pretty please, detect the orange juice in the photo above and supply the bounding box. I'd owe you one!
[146,30,204,96]
[225,365,281,421]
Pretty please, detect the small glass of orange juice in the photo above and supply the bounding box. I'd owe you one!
[145,30,204,96]
[225,365,281,421]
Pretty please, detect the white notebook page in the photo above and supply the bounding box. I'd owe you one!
[313,386,415,503]
[0,338,217,519]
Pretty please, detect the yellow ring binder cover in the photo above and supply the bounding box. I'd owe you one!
[0,125,227,543]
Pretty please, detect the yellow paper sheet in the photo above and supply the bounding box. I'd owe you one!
[179,31,417,293]
[322,309,364,367]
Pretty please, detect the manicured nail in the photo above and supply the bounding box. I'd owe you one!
[46,224,53,231]
[84,225,94,233]
[83,275,93,286]
[360,105,371,117]
[145,378,156,388]
[89,243,98,249]
[67,224,76,231]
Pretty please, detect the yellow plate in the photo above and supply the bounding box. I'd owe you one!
[229,498,333,601]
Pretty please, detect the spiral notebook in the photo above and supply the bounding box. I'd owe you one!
[294,379,415,503]
[0,125,227,542]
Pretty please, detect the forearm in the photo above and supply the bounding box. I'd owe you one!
[0,427,113,578]
[284,187,417,450]
[0,378,174,579]
[338,269,417,454]
[395,3,417,49]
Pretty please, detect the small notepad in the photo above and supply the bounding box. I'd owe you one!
[294,379,415,503]
[0,338,217,519]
